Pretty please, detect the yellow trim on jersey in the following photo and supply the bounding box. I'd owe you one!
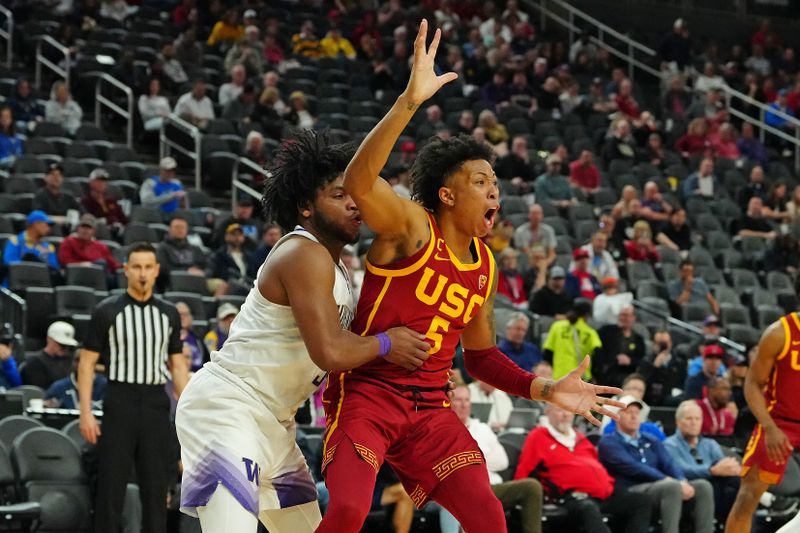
[484,242,496,300]
[741,424,763,465]
[360,277,392,336]
[323,372,347,451]
[365,216,436,278]
[778,316,792,361]
[442,238,484,272]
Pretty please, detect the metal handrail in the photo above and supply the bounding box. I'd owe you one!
[159,115,202,190]
[0,6,13,68]
[231,157,267,210]
[35,36,70,90]
[0,288,26,344]
[633,299,746,355]
[95,73,134,148]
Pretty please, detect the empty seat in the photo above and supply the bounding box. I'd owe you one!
[725,324,761,348]
[55,286,97,315]
[627,262,656,291]
[123,224,159,245]
[130,206,163,224]
[65,264,107,291]
[730,269,760,292]
[24,287,55,342]
[757,305,784,329]
[0,416,44,450]
[682,302,711,323]
[169,271,209,295]
[163,292,207,320]
[712,285,741,306]
[501,196,527,216]
[720,303,751,327]
[767,271,794,292]
[8,262,51,294]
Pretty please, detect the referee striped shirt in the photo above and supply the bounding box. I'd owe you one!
[84,293,182,385]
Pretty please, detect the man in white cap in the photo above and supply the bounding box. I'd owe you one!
[204,303,239,353]
[139,157,186,215]
[21,320,79,389]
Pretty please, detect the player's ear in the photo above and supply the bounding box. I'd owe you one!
[438,186,455,207]
[297,200,312,219]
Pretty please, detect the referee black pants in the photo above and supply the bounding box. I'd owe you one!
[94,382,171,533]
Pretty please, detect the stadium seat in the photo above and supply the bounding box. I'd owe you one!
[169,271,209,296]
[65,264,107,292]
[501,196,527,216]
[0,440,41,530]
[24,287,55,343]
[55,286,97,316]
[766,271,794,292]
[123,224,159,245]
[627,262,656,291]
[730,269,761,292]
[724,324,760,348]
[757,305,784,329]
[8,262,51,294]
[712,285,740,306]
[720,303,751,327]
[164,292,207,321]
[0,416,43,450]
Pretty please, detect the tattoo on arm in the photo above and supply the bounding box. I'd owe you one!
[406,102,418,111]
[541,380,554,398]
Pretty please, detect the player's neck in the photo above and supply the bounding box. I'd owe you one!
[303,225,343,263]
[434,212,475,263]
[127,287,153,302]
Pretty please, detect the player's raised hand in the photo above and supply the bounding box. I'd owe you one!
[544,356,625,427]
[403,19,458,106]
[384,327,431,371]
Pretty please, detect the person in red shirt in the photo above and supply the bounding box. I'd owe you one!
[696,376,736,437]
[80,168,129,228]
[58,214,121,274]
[565,248,601,300]
[624,220,660,264]
[497,247,528,309]
[569,149,601,195]
[675,118,711,159]
[515,403,653,533]
[614,79,640,119]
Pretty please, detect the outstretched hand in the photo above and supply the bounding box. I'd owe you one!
[548,356,624,427]
[404,19,458,106]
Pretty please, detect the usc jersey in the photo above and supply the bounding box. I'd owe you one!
[765,312,800,422]
[343,212,495,389]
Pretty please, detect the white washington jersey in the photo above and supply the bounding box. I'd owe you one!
[210,227,355,422]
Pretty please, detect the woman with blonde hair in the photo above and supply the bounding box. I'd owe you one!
[624,220,660,264]
[611,185,639,220]
[675,117,710,158]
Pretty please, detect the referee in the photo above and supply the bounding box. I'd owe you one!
[79,242,189,533]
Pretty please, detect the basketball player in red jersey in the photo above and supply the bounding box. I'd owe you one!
[726,310,800,532]
[317,20,624,533]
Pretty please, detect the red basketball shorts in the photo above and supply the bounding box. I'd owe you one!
[742,416,800,484]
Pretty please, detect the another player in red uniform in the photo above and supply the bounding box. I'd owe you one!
[317,20,623,533]
[726,311,800,532]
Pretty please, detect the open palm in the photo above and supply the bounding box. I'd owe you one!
[549,356,624,426]
[404,19,458,105]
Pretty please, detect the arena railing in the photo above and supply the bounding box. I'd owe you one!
[95,73,134,148]
[35,35,70,90]
[0,288,25,346]
[0,6,13,69]
[633,299,746,356]
[524,0,800,171]
[231,157,267,211]
[159,115,202,190]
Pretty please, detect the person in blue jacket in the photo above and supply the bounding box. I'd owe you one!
[0,323,22,390]
[1,210,61,287]
[597,395,714,533]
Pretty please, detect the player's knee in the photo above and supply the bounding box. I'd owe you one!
[326,498,371,528]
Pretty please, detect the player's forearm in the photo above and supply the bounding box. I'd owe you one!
[744,376,777,429]
[344,94,419,197]
[314,331,384,371]
[77,351,97,416]
[463,346,537,398]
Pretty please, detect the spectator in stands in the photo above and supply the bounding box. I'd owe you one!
[566,248,601,301]
[497,247,528,310]
[218,64,246,107]
[668,259,720,316]
[481,70,511,110]
[696,376,736,436]
[44,80,82,135]
[686,89,728,126]
[674,118,711,159]
[454,110,475,136]
[731,197,776,240]
[687,317,724,375]
[477,109,509,149]
[247,223,281,279]
[596,306,646,388]
[569,149,601,196]
[573,232,620,281]
[206,9,243,49]
[213,197,259,249]
[737,121,768,169]
[530,265,572,317]
[439,385,543,533]
[138,78,172,132]
[242,130,269,170]
[662,75,692,118]
[467,378,513,432]
[58,214,120,275]
[614,79,640,119]
[262,33,285,67]
[174,78,215,129]
[174,28,203,66]
[496,136,536,192]
[44,350,106,409]
[204,303,239,353]
[658,18,691,71]
[625,220,660,264]
[738,164,768,212]
[638,330,686,406]
[601,118,636,165]
[253,87,285,140]
[641,132,670,170]
[665,400,741,523]
[586,77,618,114]
[0,106,22,168]
[110,51,139,95]
[535,154,575,209]
[206,223,253,297]
[694,63,727,94]
[684,344,726,400]
[81,168,128,228]
[159,44,188,89]
[416,105,446,141]
[0,324,21,389]
[224,27,264,78]
[543,298,601,379]
[32,163,81,221]
[175,302,208,373]
[512,204,556,263]
[764,181,790,222]
[592,277,633,327]
[321,26,356,60]
[285,91,315,130]
[498,312,541,372]
[291,19,323,58]
[711,122,741,161]
[9,78,44,129]
[682,157,720,200]
[601,374,667,439]
[763,234,799,275]
[598,396,714,533]
[515,403,653,533]
[21,320,77,390]
[2,211,60,285]
[157,216,206,283]
[222,83,256,123]
[745,43,771,77]
[640,181,673,227]
[140,156,185,215]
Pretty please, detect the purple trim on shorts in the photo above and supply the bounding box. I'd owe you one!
[181,449,259,516]
[271,470,318,508]
[376,332,391,358]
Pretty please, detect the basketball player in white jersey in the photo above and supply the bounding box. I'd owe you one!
[175,132,431,532]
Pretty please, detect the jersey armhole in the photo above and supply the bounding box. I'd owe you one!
[777,316,792,361]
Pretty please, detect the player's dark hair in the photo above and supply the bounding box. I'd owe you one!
[261,130,356,232]
[410,134,494,211]
[127,242,158,261]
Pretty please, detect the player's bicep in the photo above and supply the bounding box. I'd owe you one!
[748,319,785,389]
[344,173,424,235]
[461,272,499,351]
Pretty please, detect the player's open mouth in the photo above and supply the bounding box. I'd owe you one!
[484,208,497,228]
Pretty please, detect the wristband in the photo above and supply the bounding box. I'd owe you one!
[376,332,391,358]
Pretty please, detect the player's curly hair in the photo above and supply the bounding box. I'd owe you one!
[410,134,494,211]
[261,130,356,231]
